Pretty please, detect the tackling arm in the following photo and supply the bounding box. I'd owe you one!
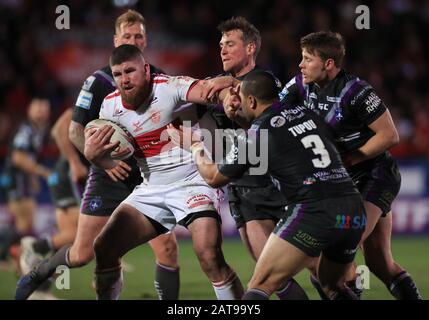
[343,109,399,166]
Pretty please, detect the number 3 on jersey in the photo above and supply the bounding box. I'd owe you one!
[300,134,332,168]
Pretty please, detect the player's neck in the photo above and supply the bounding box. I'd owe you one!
[254,102,274,118]
[232,61,256,78]
[315,68,341,89]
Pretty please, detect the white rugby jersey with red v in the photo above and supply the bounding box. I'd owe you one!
[100,74,201,185]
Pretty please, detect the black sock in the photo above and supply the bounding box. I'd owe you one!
[388,271,423,300]
[32,238,52,255]
[346,277,363,299]
[242,288,270,300]
[154,263,180,300]
[36,245,71,281]
[330,287,359,300]
[276,278,309,300]
[310,274,329,300]
[0,228,21,260]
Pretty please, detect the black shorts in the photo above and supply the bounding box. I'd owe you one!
[228,183,288,229]
[348,152,401,217]
[80,164,142,216]
[0,171,33,201]
[48,159,85,209]
[273,194,366,264]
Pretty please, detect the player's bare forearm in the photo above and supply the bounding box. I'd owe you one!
[343,111,399,166]
[69,120,86,154]
[53,109,82,165]
[187,76,239,105]
[11,150,50,179]
[191,144,230,188]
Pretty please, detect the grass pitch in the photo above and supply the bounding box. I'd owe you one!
[0,237,427,300]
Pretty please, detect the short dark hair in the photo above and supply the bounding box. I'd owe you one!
[110,44,144,66]
[241,70,279,103]
[217,16,261,57]
[300,31,346,67]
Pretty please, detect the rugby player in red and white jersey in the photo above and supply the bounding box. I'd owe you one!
[84,44,243,300]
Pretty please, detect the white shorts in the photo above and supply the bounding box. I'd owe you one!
[122,175,219,230]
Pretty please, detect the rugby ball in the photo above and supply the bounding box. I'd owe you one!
[85,119,135,160]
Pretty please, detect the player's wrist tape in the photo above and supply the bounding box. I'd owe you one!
[190,142,204,161]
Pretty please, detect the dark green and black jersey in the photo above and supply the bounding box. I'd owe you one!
[218,104,359,204]
[279,69,386,154]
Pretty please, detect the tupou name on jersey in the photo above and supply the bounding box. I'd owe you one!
[288,119,317,137]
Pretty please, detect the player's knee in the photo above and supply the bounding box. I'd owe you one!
[195,246,223,273]
[153,242,178,265]
[68,244,94,266]
[93,234,108,258]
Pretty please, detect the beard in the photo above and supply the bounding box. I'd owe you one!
[120,85,146,108]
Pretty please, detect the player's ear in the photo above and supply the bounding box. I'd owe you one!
[144,63,151,77]
[247,42,256,55]
[325,58,335,71]
[249,95,257,110]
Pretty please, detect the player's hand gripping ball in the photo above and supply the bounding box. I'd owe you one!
[85,119,135,160]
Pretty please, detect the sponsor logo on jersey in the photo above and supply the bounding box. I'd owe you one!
[150,97,158,105]
[113,108,125,116]
[76,90,93,110]
[303,177,317,185]
[364,91,382,113]
[309,92,317,99]
[335,107,344,121]
[133,121,144,132]
[270,116,286,128]
[326,96,341,103]
[150,110,161,124]
[82,76,96,91]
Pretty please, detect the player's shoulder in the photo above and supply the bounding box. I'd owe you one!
[14,121,32,135]
[339,70,373,91]
[339,71,377,105]
[254,103,285,131]
[81,65,115,92]
[149,63,165,75]
[153,74,196,92]
[153,73,171,84]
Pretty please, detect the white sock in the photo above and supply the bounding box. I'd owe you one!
[212,270,243,300]
[95,266,123,300]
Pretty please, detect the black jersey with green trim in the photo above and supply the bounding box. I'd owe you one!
[218,104,358,203]
[279,70,386,154]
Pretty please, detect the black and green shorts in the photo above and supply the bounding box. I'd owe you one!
[273,194,366,264]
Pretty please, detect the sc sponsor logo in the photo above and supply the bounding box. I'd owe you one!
[334,214,366,229]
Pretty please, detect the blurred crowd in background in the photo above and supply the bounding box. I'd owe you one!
[0,0,428,161]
